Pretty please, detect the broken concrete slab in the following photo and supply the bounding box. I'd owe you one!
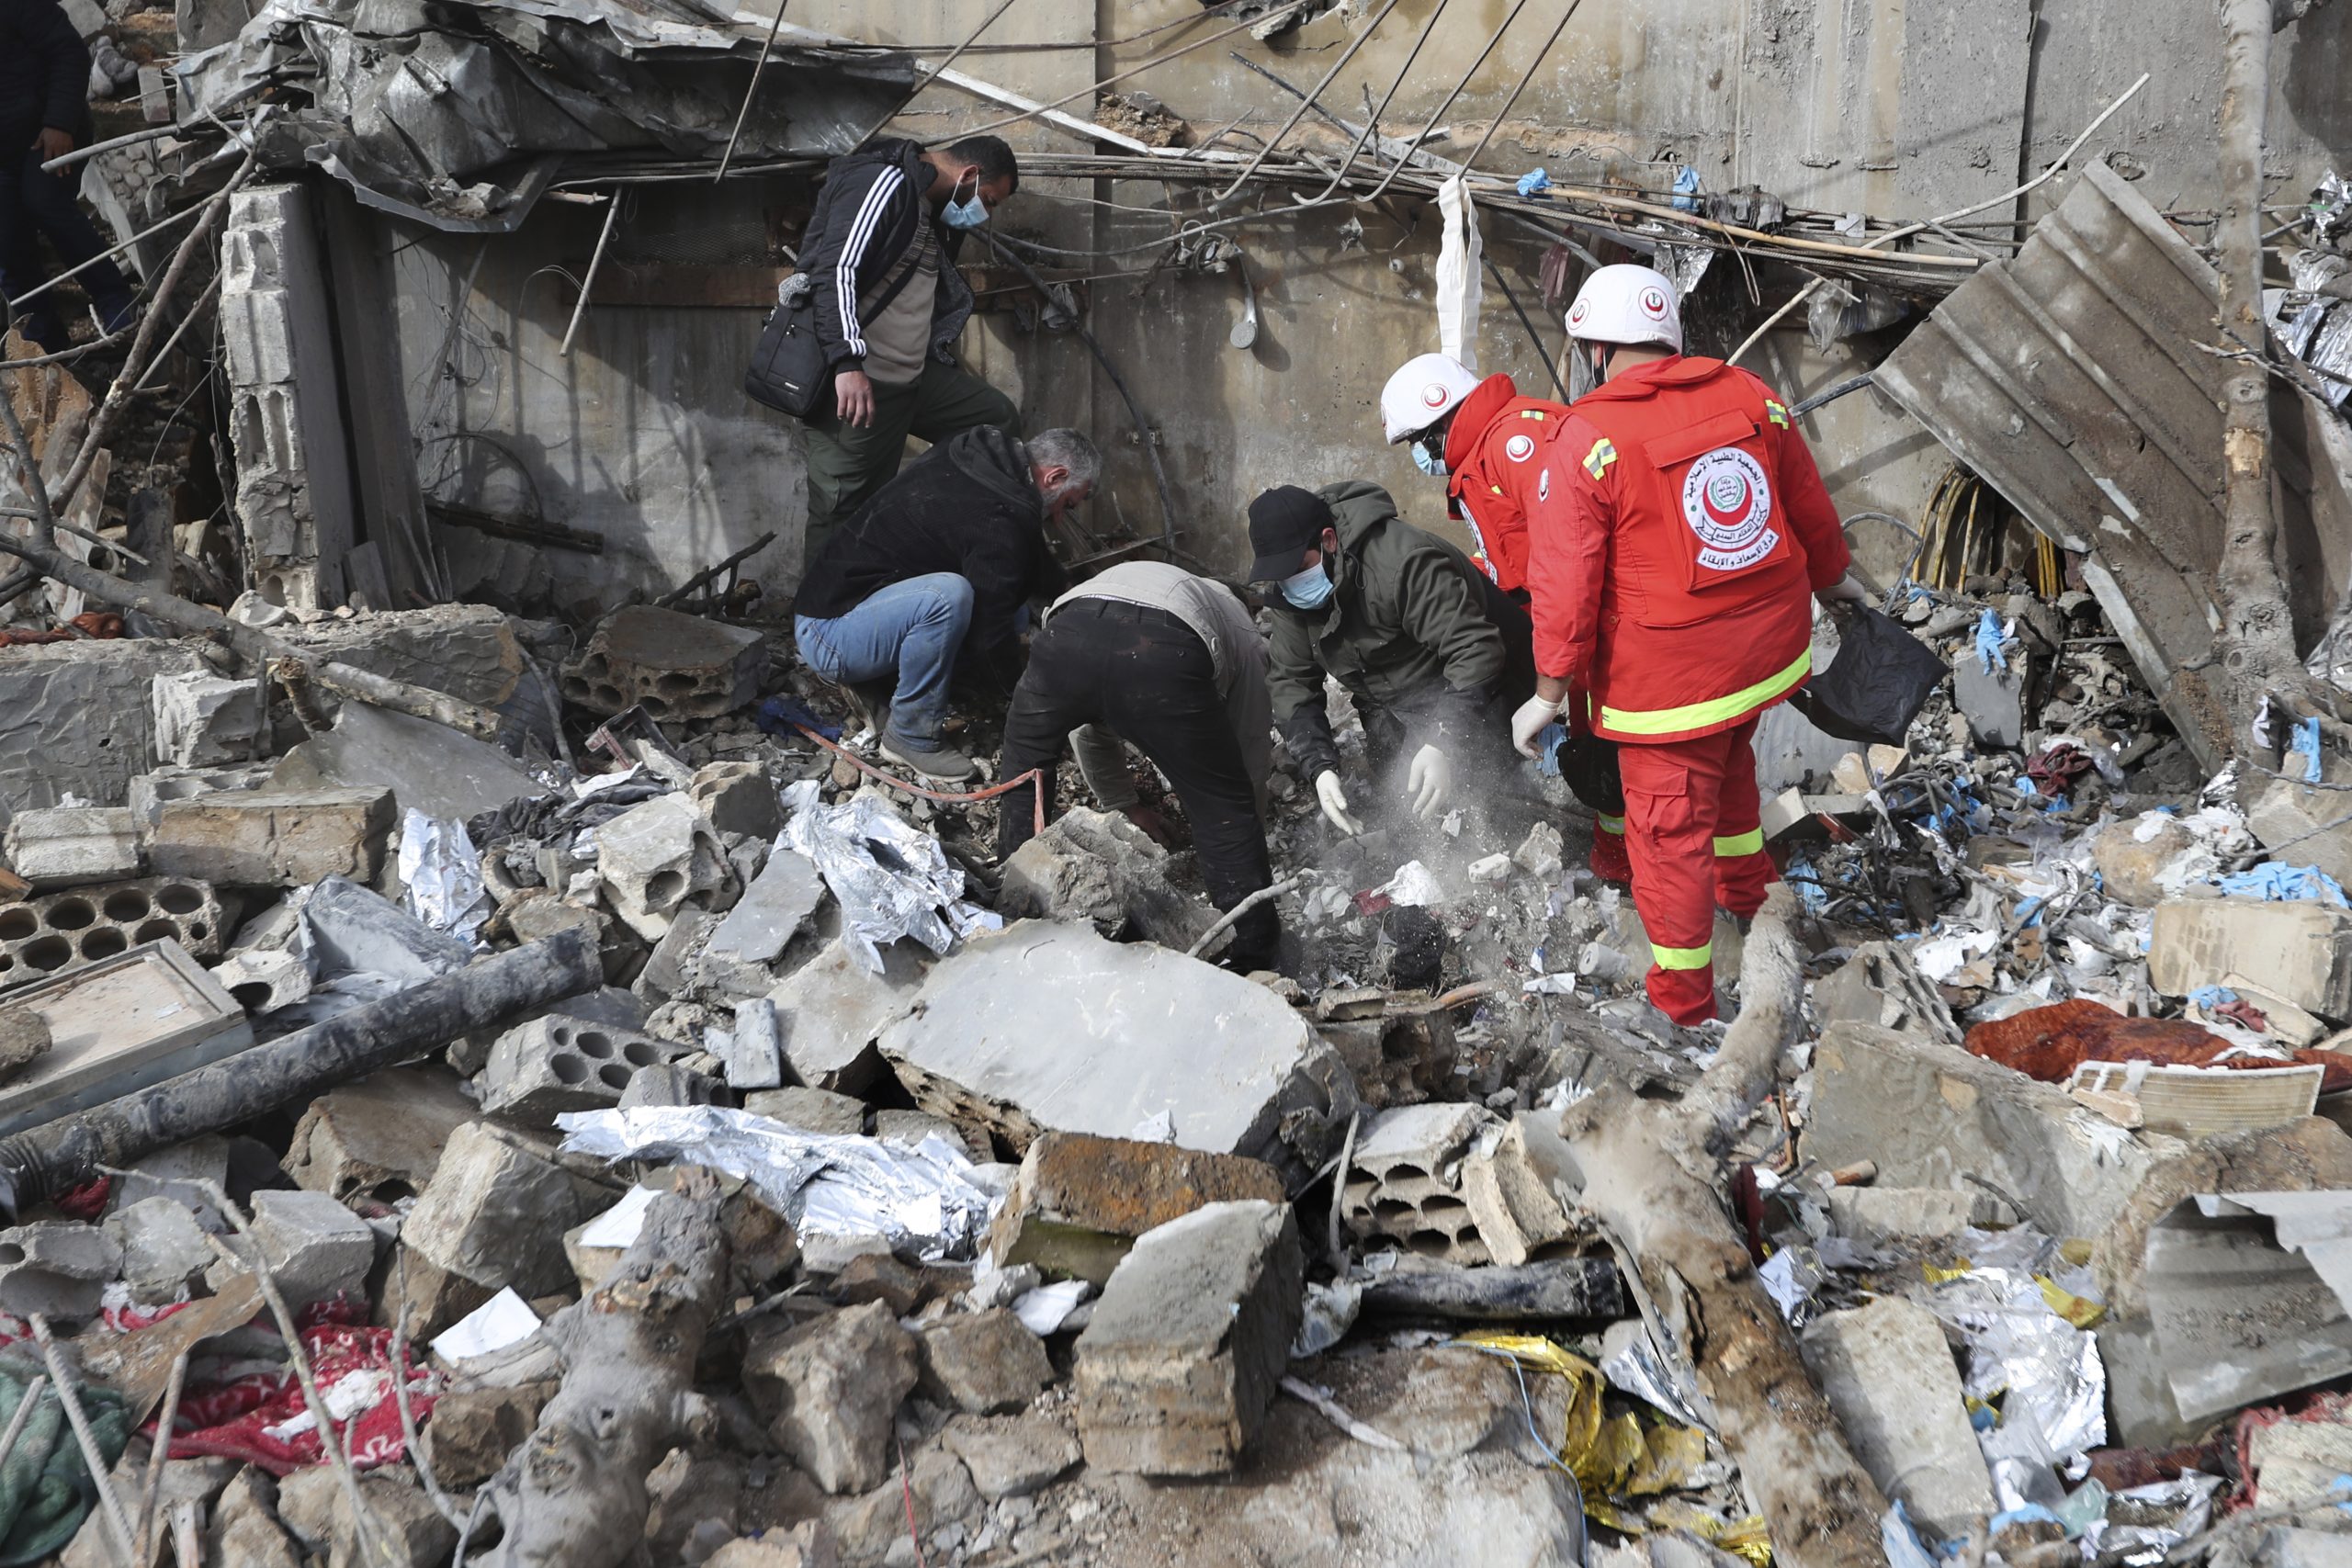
[284,1065,479,1202]
[560,606,765,721]
[689,760,782,840]
[723,996,784,1089]
[996,807,1212,952]
[597,793,731,942]
[104,1195,213,1303]
[150,787,396,887]
[0,1009,49,1082]
[401,1121,592,1296]
[481,1012,688,1125]
[2148,897,2352,1019]
[879,922,1355,1181]
[151,670,265,768]
[767,935,924,1096]
[917,1308,1053,1415]
[209,945,311,1014]
[300,874,471,982]
[127,761,275,827]
[2091,814,2199,908]
[275,604,526,710]
[421,1380,556,1489]
[940,1414,1082,1500]
[1801,1298,1994,1544]
[1073,1199,1304,1476]
[3,806,141,889]
[0,637,207,831]
[0,1219,123,1317]
[986,1130,1286,1283]
[209,1188,378,1308]
[2,874,224,994]
[744,1301,921,1494]
[616,1062,725,1109]
[705,850,825,969]
[742,1085,865,1136]
[1811,941,1964,1048]
[272,701,544,824]
[1951,655,2029,750]
[1340,1103,1573,1268]
[1805,1021,2181,1239]
[1826,1186,2005,1247]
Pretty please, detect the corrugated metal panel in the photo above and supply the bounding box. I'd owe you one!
[1875,161,2352,767]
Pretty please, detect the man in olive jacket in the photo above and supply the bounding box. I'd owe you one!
[1245,482,1535,835]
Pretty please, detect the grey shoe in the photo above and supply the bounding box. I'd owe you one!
[880,727,978,783]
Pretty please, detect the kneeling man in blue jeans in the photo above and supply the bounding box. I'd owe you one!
[793,425,1098,781]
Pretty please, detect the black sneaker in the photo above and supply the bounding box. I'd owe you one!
[880,727,978,783]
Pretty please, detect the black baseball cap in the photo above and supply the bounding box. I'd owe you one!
[1245,486,1334,582]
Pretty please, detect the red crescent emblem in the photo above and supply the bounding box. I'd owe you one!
[1702,476,1752,526]
[1422,383,1449,408]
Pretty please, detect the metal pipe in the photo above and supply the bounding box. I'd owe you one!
[38,122,184,174]
[0,931,600,1217]
[862,0,1020,150]
[1451,0,1589,178]
[715,0,794,182]
[558,196,619,358]
[1482,253,1566,399]
[6,198,205,311]
[1353,0,1533,209]
[1205,0,1404,207]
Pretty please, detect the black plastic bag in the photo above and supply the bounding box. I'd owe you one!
[1786,604,1947,745]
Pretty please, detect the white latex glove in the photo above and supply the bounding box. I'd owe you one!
[1315,769,1363,835]
[1511,694,1564,760]
[1816,570,1869,605]
[1405,743,1452,819]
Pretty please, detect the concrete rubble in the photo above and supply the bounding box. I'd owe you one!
[2,10,2351,1563]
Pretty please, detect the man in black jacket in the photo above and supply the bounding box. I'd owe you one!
[795,425,1097,782]
[1,0,137,354]
[797,134,1023,557]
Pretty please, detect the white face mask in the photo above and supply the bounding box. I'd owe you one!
[1410,437,1448,478]
[1279,560,1334,609]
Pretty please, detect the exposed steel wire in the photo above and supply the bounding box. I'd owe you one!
[786,720,1047,835]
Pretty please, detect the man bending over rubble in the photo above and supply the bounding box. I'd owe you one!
[995,560,1279,971]
[794,425,1098,784]
[1511,265,1866,1024]
[1246,482,1535,836]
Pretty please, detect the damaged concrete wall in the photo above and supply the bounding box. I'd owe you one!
[381,0,2352,601]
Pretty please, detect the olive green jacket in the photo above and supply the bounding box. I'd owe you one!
[1265,480,1508,775]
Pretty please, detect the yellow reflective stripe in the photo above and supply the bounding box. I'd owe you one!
[1601,648,1812,737]
[1764,399,1790,428]
[1521,409,1546,420]
[1581,438,1618,479]
[1652,941,1713,971]
[1598,814,1625,835]
[1714,828,1764,856]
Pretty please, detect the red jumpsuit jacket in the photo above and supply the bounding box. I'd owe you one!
[1522,356,1850,744]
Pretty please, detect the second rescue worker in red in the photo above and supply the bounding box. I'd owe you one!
[1510,265,1868,1025]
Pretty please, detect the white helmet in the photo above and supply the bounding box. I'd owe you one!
[1564,264,1682,353]
[1380,353,1483,445]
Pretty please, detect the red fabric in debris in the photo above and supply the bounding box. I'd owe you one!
[162,1298,435,1476]
[1962,998,2352,1095]
[0,613,126,648]
[53,1177,110,1221]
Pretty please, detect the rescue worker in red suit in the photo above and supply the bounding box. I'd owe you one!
[1378,352,1634,886]
[1510,265,1868,1024]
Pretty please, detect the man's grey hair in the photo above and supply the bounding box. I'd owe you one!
[1027,428,1102,500]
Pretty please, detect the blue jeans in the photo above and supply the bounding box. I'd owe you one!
[795,572,974,744]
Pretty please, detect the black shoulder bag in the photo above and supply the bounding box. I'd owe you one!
[744,243,929,421]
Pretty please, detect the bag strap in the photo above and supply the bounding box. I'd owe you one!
[855,226,933,326]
